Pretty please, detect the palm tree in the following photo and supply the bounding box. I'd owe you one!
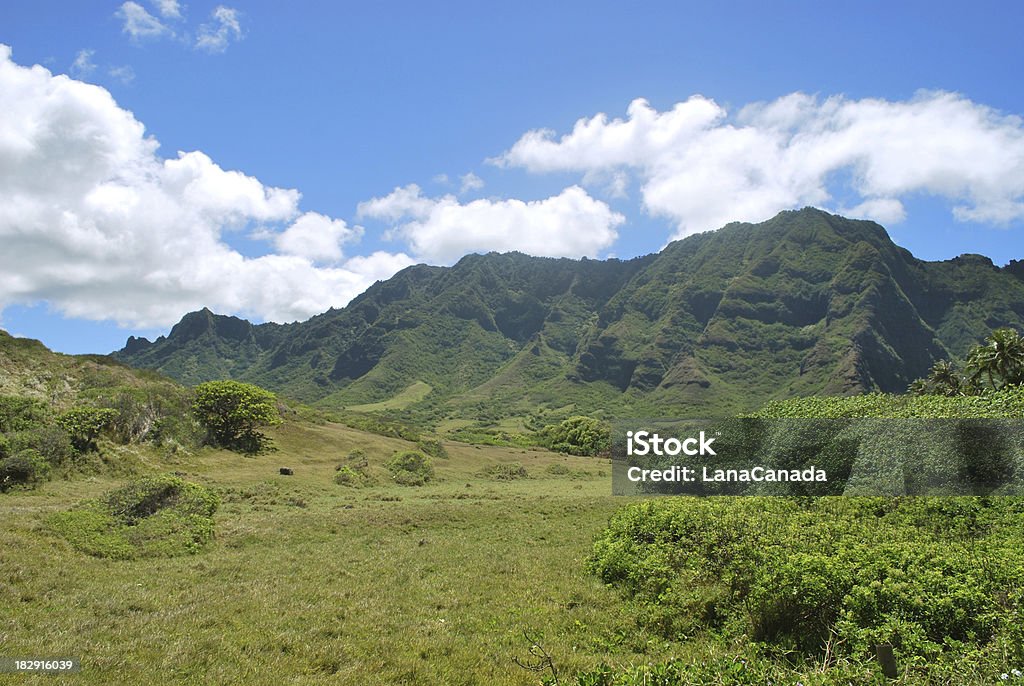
[926,360,964,396]
[966,328,1024,391]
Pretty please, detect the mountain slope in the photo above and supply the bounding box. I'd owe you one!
[113,209,1024,420]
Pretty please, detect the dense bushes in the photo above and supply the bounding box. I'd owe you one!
[0,381,206,492]
[57,407,117,452]
[756,386,1024,419]
[386,450,434,486]
[588,497,1024,680]
[539,415,610,456]
[0,448,51,490]
[48,475,219,559]
[416,437,449,459]
[334,449,374,487]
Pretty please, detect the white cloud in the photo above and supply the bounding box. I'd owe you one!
[152,0,182,19]
[841,198,906,225]
[459,171,484,194]
[108,65,135,84]
[273,212,363,263]
[70,49,96,78]
[196,6,242,53]
[0,45,413,327]
[358,184,622,263]
[116,1,169,40]
[497,92,1024,238]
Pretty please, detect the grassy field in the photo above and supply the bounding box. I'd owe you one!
[345,381,434,413]
[0,420,678,685]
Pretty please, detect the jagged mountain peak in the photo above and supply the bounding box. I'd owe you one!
[113,209,1024,417]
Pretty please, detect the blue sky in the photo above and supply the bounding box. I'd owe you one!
[1,1,1023,353]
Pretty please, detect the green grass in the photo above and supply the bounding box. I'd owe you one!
[0,419,676,685]
[345,381,433,413]
[4,406,1023,684]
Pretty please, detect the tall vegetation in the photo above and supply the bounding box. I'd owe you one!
[191,380,281,453]
[538,416,610,456]
[910,327,1024,396]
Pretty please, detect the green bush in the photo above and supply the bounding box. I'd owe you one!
[334,465,371,487]
[588,497,1024,677]
[0,395,47,433]
[0,449,51,491]
[105,474,218,524]
[416,437,449,459]
[48,474,219,559]
[540,415,610,456]
[385,450,434,486]
[343,448,368,467]
[755,386,1024,419]
[56,406,118,452]
[480,462,528,480]
[545,463,570,475]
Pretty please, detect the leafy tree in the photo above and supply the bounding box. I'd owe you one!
[910,360,974,397]
[191,381,280,453]
[56,407,118,452]
[967,327,1024,390]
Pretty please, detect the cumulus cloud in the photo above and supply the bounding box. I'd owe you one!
[497,92,1024,238]
[358,184,622,263]
[70,49,96,78]
[459,171,484,194]
[272,212,363,263]
[116,1,169,40]
[196,6,242,53]
[0,45,413,327]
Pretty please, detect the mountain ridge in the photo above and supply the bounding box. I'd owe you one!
[112,208,1024,421]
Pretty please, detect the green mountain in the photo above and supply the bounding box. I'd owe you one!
[113,208,1024,420]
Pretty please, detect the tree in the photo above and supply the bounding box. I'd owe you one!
[909,360,970,397]
[191,381,280,453]
[966,328,1024,391]
[56,407,118,452]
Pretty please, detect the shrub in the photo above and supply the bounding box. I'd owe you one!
[386,450,434,486]
[588,497,1024,676]
[0,449,51,491]
[480,462,528,480]
[105,474,218,524]
[56,407,118,452]
[342,448,368,468]
[416,437,449,459]
[0,395,47,433]
[334,465,370,487]
[545,463,571,475]
[540,415,610,456]
[191,381,281,453]
[49,474,219,559]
